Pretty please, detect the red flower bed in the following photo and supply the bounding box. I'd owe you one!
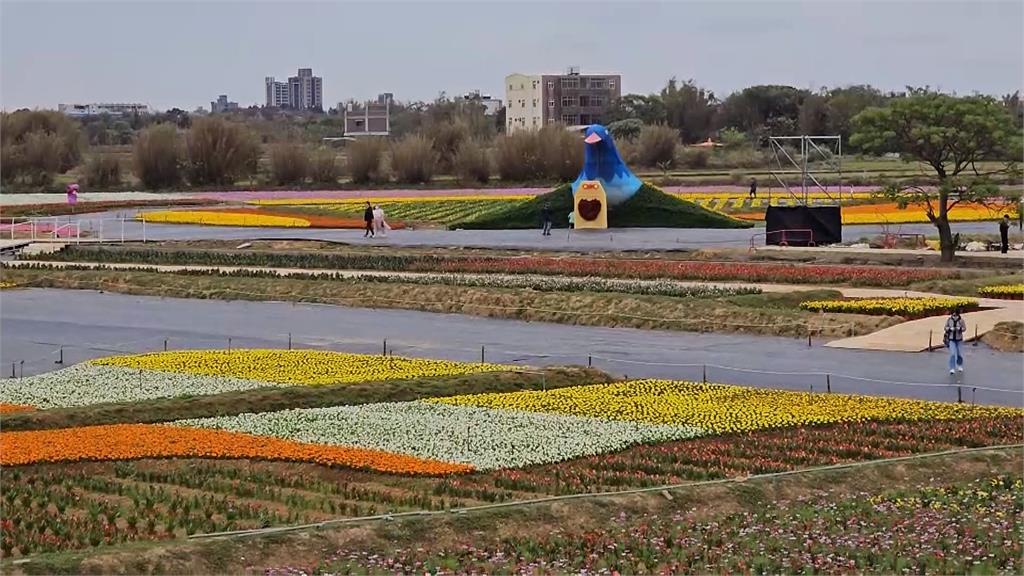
[409,256,956,286]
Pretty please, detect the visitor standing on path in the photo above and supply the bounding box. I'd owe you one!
[999,214,1010,253]
[944,307,967,374]
[749,177,757,199]
[363,202,374,238]
[567,210,575,230]
[541,203,552,236]
[373,205,389,237]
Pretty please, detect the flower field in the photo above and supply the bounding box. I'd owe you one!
[979,284,1024,299]
[799,296,979,317]
[430,380,1017,433]
[0,281,17,289]
[734,200,1018,224]
[307,475,1023,575]
[138,210,310,227]
[0,351,508,409]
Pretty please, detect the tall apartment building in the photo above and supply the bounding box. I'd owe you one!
[265,68,323,110]
[210,94,239,114]
[505,68,621,133]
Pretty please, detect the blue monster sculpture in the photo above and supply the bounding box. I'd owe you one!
[571,124,643,206]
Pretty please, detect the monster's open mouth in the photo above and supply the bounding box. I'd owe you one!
[578,198,602,221]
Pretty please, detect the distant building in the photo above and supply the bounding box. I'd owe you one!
[343,99,390,136]
[504,67,621,133]
[210,94,239,114]
[265,77,290,107]
[377,92,394,105]
[459,90,502,115]
[265,68,323,110]
[58,103,150,117]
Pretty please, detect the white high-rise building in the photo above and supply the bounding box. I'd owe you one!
[504,74,543,133]
[265,77,290,107]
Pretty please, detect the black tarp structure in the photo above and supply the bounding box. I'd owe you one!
[764,206,842,246]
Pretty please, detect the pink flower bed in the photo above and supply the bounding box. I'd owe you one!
[0,222,78,237]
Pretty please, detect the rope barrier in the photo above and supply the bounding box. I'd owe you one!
[186,443,1024,541]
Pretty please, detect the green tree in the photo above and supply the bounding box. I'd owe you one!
[851,92,1021,261]
[603,94,666,125]
[0,109,83,186]
[133,124,182,189]
[661,78,717,144]
[826,85,888,146]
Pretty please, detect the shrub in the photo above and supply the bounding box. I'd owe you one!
[538,124,582,182]
[729,169,748,183]
[495,131,544,181]
[678,147,709,169]
[390,135,437,184]
[616,139,641,167]
[269,143,309,185]
[309,148,341,184]
[607,119,643,141]
[185,117,260,186]
[133,124,182,189]
[347,137,389,184]
[637,125,678,168]
[719,127,748,149]
[428,120,469,173]
[709,147,770,169]
[82,154,122,188]
[453,140,491,184]
[0,110,83,186]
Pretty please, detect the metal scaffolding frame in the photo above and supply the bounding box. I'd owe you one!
[768,135,844,205]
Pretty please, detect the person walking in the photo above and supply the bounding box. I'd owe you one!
[748,177,757,199]
[999,214,1010,254]
[943,307,967,374]
[373,205,388,237]
[567,210,575,230]
[363,201,374,238]
[541,203,552,236]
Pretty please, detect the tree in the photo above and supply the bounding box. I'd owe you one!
[0,109,83,186]
[797,93,830,136]
[602,94,666,125]
[719,85,807,143]
[851,92,1021,261]
[661,78,717,144]
[826,85,888,146]
[133,124,181,189]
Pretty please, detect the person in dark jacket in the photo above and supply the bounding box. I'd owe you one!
[541,203,552,236]
[943,307,967,374]
[999,214,1010,253]
[748,177,757,199]
[363,201,374,238]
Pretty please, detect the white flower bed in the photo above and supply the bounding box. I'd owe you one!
[0,364,282,409]
[174,402,704,470]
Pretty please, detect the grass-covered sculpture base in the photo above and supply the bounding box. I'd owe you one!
[451,183,751,230]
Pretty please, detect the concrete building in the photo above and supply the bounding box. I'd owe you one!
[210,94,239,114]
[504,68,621,132]
[265,77,290,107]
[265,68,323,110]
[289,68,323,111]
[459,90,502,116]
[343,99,390,136]
[58,103,150,117]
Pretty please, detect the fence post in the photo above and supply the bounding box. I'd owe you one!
[19,360,24,379]
[288,333,292,350]
[957,386,962,403]
[56,346,63,365]
[588,354,592,368]
[702,364,707,384]
[120,217,125,243]
[227,338,232,351]
[99,219,104,242]
[142,218,147,243]
[928,330,933,351]
[10,362,14,378]
[807,331,812,347]
[826,373,831,393]
[383,338,387,356]
[972,325,978,347]
[480,345,485,363]
[164,338,168,352]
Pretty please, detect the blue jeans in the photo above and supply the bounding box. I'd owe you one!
[948,340,964,370]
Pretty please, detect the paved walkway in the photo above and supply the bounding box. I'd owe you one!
[2,288,1020,406]
[8,259,1021,354]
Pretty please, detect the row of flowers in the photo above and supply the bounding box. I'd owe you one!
[429,380,1019,434]
[174,403,702,470]
[93,350,507,386]
[301,475,1022,575]
[36,246,961,286]
[978,283,1024,299]
[137,210,311,228]
[0,424,469,474]
[0,351,508,409]
[798,296,979,317]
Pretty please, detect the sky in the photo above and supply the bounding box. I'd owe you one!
[2,0,1022,112]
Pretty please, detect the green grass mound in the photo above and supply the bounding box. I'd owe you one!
[451,182,751,230]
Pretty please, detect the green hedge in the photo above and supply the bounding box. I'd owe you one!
[451,182,751,230]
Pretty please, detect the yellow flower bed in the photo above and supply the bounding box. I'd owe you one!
[429,380,1019,434]
[978,284,1024,298]
[92,350,508,386]
[842,205,1014,225]
[250,195,532,206]
[0,281,17,289]
[798,297,977,317]
[138,211,310,227]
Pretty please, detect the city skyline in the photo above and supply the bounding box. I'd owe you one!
[2,1,1022,112]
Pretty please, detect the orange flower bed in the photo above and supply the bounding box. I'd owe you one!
[0,403,35,414]
[217,208,406,230]
[0,424,472,475]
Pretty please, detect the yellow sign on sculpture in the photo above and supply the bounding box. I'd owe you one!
[574,180,608,229]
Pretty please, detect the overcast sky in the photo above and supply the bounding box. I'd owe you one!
[2,0,1021,111]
